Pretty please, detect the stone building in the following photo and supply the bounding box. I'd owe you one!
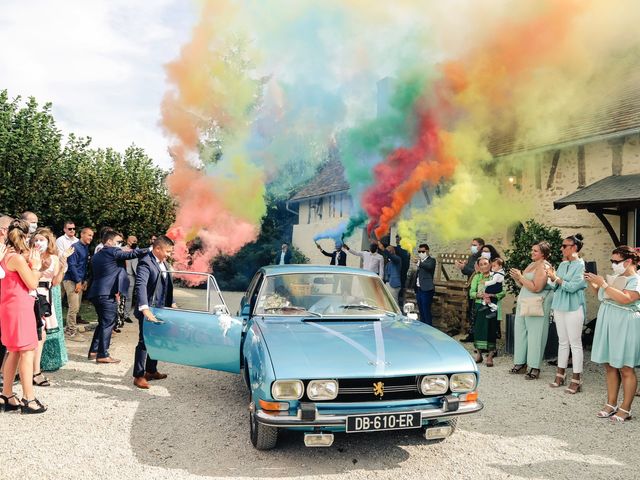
[287,159,365,267]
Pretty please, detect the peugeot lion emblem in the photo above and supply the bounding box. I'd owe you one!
[373,381,384,398]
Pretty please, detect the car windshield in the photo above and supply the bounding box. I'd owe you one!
[254,272,399,317]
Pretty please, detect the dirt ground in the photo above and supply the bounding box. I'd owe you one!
[2,292,638,480]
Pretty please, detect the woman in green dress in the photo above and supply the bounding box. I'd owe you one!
[586,245,640,423]
[471,257,504,366]
[509,241,554,380]
[38,229,73,373]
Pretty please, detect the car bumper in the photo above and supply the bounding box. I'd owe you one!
[254,397,484,429]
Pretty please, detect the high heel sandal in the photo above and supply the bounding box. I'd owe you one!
[549,373,566,388]
[565,378,582,394]
[0,393,21,412]
[20,398,47,414]
[596,403,618,418]
[473,350,483,364]
[33,372,51,387]
[509,364,526,374]
[524,368,540,380]
[610,407,632,422]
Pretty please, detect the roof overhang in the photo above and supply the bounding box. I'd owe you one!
[553,173,640,211]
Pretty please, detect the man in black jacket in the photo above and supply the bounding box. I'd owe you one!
[317,240,347,266]
[414,244,436,325]
[395,235,410,307]
[274,242,292,265]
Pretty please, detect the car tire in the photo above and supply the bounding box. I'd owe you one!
[423,417,458,444]
[249,411,279,450]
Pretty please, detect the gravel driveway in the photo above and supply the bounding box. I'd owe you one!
[2,292,638,480]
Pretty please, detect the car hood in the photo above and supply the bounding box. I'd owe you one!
[255,316,477,379]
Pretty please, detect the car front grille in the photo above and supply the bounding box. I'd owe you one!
[303,376,425,402]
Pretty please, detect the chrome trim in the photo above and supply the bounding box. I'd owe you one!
[255,400,484,428]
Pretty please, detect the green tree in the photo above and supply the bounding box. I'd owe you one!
[503,219,563,295]
[0,90,175,241]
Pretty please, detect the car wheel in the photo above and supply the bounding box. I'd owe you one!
[423,417,458,444]
[249,410,278,450]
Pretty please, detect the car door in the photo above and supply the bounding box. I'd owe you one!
[143,271,243,374]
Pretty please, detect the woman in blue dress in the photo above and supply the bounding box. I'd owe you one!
[585,246,640,422]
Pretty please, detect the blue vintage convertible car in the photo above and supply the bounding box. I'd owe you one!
[144,265,483,450]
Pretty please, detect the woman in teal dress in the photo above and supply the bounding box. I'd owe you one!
[41,284,68,371]
[509,241,554,380]
[585,246,640,423]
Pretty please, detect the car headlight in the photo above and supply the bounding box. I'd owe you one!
[307,380,338,400]
[419,375,449,395]
[450,373,477,393]
[271,380,304,400]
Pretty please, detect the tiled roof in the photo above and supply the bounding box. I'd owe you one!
[554,173,640,210]
[289,159,350,201]
[489,65,640,157]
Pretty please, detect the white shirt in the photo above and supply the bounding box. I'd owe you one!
[138,253,167,312]
[56,234,78,254]
[279,251,286,265]
[345,248,384,277]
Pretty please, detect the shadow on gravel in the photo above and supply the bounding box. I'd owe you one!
[125,365,441,478]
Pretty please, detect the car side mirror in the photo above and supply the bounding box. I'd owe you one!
[241,304,251,317]
[403,302,419,321]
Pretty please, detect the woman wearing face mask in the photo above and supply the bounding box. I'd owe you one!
[586,246,640,422]
[31,228,73,375]
[470,257,504,366]
[546,234,587,393]
[509,241,554,380]
[0,220,47,413]
[480,244,500,262]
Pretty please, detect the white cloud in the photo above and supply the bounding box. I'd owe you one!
[0,0,195,168]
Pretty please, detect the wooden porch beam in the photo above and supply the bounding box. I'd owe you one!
[593,210,621,246]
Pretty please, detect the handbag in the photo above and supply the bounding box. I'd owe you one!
[519,296,544,317]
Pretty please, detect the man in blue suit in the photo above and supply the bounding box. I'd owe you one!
[87,231,149,363]
[133,235,175,389]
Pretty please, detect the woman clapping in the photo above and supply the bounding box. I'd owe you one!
[0,220,47,414]
[585,246,640,422]
[546,234,587,394]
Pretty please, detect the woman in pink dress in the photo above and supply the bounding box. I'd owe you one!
[0,219,47,414]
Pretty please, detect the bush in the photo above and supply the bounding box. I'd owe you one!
[503,219,563,295]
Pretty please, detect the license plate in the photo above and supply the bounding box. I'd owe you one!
[345,412,421,433]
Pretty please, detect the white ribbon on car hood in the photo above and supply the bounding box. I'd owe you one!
[306,321,387,375]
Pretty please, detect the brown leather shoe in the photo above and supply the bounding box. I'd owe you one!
[96,357,121,364]
[87,352,97,360]
[144,372,168,381]
[133,377,150,389]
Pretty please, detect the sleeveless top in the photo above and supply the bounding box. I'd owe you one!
[0,253,38,351]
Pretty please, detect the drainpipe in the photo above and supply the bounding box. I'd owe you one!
[285,201,298,216]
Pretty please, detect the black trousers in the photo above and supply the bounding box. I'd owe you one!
[133,312,158,378]
[89,296,118,359]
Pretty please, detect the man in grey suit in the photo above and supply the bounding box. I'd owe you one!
[414,244,436,326]
[124,235,139,322]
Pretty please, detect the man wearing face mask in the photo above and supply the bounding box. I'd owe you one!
[63,227,94,340]
[87,231,149,363]
[414,244,436,325]
[342,241,384,277]
[455,237,484,342]
[20,211,38,240]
